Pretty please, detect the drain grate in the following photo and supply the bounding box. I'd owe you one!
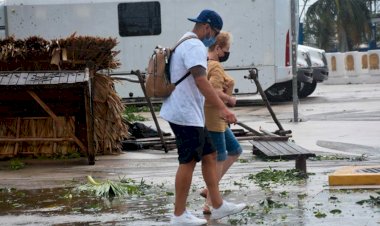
[356,167,380,173]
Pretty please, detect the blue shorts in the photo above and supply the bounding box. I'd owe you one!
[169,122,216,164]
[209,127,242,161]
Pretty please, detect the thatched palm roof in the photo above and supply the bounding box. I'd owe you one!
[0,34,128,158]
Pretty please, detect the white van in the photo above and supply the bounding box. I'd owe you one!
[0,0,322,101]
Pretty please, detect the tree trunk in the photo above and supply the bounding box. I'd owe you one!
[338,27,349,52]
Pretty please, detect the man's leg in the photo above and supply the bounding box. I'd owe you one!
[174,159,197,216]
[201,152,223,209]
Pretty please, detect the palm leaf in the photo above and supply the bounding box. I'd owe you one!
[76,175,145,198]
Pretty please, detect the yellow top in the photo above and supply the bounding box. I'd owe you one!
[205,60,235,132]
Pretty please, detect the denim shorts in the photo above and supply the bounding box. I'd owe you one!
[169,122,215,164]
[208,127,242,161]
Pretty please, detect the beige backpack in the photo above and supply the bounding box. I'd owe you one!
[145,36,196,98]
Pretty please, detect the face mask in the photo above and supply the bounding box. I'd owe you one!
[219,51,230,62]
[202,36,216,47]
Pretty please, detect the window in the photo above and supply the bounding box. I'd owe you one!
[118,2,161,37]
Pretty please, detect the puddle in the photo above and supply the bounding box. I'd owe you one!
[0,179,380,225]
[0,187,172,225]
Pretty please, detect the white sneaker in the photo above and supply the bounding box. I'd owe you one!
[210,200,247,220]
[170,210,207,225]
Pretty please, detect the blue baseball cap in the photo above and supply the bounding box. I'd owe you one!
[188,9,223,31]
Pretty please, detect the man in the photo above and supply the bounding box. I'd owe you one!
[160,9,246,225]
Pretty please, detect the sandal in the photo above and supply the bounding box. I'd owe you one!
[199,188,208,199]
[203,203,211,215]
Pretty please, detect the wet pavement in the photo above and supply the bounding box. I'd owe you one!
[1,83,380,225]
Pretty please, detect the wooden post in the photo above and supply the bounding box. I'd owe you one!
[249,69,285,131]
[14,117,21,155]
[84,79,95,165]
[133,70,169,153]
[53,118,57,155]
[295,155,307,174]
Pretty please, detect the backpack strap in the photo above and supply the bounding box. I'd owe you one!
[174,71,191,85]
[171,35,198,52]
[171,35,198,86]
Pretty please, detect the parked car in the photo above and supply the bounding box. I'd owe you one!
[297,46,314,85]
[265,44,329,101]
[298,45,329,98]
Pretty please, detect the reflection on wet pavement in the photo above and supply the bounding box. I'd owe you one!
[1,181,380,225]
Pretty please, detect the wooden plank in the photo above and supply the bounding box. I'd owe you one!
[231,129,247,136]
[252,141,288,156]
[260,141,290,156]
[13,117,21,155]
[283,141,315,156]
[53,118,58,154]
[124,139,177,145]
[277,141,305,155]
[250,141,278,156]
[239,136,289,141]
[235,122,262,136]
[252,141,275,155]
[129,136,176,142]
[129,135,288,144]
[250,140,314,159]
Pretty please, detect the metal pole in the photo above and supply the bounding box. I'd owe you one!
[291,0,299,122]
[133,70,169,153]
[248,69,285,132]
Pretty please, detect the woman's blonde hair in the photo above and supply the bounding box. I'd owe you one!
[209,31,231,51]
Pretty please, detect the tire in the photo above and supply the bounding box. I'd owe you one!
[298,80,317,98]
[264,81,293,102]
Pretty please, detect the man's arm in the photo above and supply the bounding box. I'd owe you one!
[190,66,237,123]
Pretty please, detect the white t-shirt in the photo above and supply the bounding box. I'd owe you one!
[160,32,207,127]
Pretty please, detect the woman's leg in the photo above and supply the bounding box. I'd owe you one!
[220,127,242,180]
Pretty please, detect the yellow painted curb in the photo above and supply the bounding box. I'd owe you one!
[329,165,380,186]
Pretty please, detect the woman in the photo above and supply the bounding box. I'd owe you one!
[202,31,243,214]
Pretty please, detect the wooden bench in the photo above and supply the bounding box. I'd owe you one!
[249,139,315,174]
